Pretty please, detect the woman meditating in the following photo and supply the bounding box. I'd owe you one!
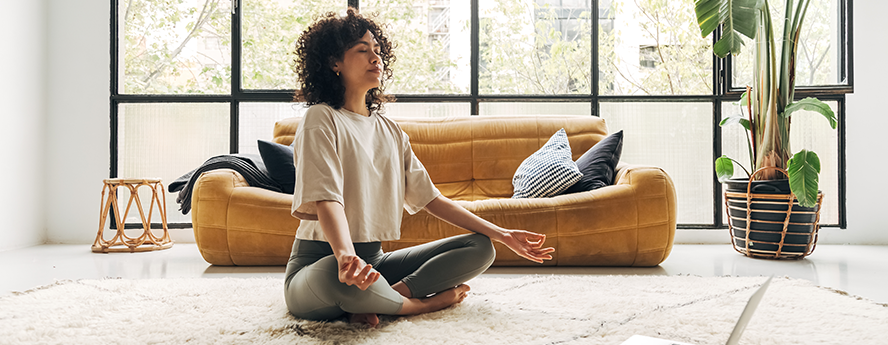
[285,8,555,327]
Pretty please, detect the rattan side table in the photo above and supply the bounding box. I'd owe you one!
[92,178,174,253]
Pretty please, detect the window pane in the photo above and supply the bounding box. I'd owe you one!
[599,0,712,95]
[362,0,471,94]
[720,101,839,225]
[480,102,591,115]
[120,0,231,94]
[242,1,344,90]
[480,0,592,94]
[600,102,713,224]
[384,103,471,117]
[239,103,308,154]
[732,0,842,88]
[118,103,230,224]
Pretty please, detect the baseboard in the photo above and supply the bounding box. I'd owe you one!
[673,229,732,244]
[169,229,195,243]
[115,228,196,244]
[0,240,46,253]
[674,227,888,245]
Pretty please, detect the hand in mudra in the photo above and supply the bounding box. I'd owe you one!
[338,255,381,290]
[500,230,555,263]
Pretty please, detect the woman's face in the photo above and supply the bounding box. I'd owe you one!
[333,30,383,92]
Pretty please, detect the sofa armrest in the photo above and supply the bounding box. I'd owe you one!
[612,163,677,265]
[191,169,249,265]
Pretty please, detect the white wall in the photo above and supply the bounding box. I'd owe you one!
[0,1,47,251]
[37,1,888,245]
[820,1,888,245]
[44,0,110,244]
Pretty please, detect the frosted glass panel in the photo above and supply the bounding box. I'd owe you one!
[118,103,229,224]
[239,103,469,153]
[239,103,308,154]
[480,102,592,115]
[720,101,840,225]
[384,103,470,118]
[600,102,713,224]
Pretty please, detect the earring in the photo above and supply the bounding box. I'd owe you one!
[336,71,340,76]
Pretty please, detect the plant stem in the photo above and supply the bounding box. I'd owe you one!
[746,85,756,167]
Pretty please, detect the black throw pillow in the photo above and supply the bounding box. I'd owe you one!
[559,130,623,195]
[257,139,296,194]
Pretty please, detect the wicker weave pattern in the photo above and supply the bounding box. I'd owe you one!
[725,167,824,260]
[92,178,174,253]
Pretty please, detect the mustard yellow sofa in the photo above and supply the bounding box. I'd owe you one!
[190,115,676,267]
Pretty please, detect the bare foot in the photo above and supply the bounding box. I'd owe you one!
[347,313,380,327]
[398,284,471,315]
[435,284,470,305]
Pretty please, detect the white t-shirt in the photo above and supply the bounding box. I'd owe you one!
[290,103,441,242]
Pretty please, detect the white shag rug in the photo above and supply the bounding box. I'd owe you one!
[1,275,886,345]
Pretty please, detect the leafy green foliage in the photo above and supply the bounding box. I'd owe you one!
[122,0,231,94]
[720,115,751,131]
[694,0,761,57]
[364,0,465,94]
[715,155,750,182]
[601,0,712,95]
[696,0,834,206]
[733,0,836,88]
[240,0,341,90]
[787,149,821,208]
[123,0,718,97]
[479,0,591,94]
[715,155,735,182]
[783,97,837,129]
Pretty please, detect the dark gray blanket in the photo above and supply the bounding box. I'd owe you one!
[168,154,282,215]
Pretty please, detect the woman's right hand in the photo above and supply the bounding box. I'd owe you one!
[337,255,381,290]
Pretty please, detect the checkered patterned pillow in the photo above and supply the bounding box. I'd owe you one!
[511,128,582,198]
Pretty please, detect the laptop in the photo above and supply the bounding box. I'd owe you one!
[621,275,773,345]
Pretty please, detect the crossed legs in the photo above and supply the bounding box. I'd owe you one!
[285,233,495,325]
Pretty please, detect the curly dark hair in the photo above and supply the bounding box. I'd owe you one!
[293,8,395,114]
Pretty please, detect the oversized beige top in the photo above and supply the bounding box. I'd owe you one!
[290,103,441,242]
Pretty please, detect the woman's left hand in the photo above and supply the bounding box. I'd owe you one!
[498,229,555,264]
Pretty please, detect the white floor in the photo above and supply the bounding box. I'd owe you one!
[1,243,887,304]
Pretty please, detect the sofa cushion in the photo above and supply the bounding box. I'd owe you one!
[559,130,623,195]
[257,139,295,194]
[511,128,582,198]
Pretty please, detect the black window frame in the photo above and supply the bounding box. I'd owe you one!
[110,0,852,230]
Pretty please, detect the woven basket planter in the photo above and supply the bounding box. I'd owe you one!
[724,167,824,260]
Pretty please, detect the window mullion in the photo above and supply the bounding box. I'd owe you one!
[231,0,242,154]
[471,0,479,115]
[713,25,725,228]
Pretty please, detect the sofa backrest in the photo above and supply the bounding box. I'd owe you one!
[273,115,609,201]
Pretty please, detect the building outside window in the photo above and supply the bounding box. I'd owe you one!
[112,0,851,229]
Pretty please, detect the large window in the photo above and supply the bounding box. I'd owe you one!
[111,0,852,229]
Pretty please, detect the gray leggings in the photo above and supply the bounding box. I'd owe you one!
[284,233,496,321]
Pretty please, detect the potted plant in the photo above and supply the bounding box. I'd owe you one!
[694,0,837,258]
